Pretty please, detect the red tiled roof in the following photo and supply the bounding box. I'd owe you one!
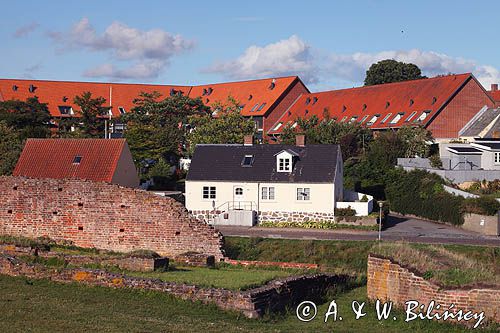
[268,74,475,135]
[0,79,190,117]
[189,76,300,116]
[489,90,500,102]
[0,76,302,118]
[13,138,127,182]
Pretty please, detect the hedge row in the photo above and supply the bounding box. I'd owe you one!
[385,169,500,225]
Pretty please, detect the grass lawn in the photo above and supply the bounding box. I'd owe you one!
[1,274,496,333]
[124,264,303,290]
[224,237,500,287]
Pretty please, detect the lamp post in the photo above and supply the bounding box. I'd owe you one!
[378,201,383,241]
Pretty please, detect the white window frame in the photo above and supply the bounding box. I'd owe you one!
[273,122,283,131]
[389,113,403,124]
[415,111,429,123]
[202,186,216,199]
[367,115,378,126]
[360,115,369,123]
[278,158,291,172]
[380,113,392,124]
[261,186,275,200]
[495,152,500,165]
[296,188,310,201]
[118,106,126,114]
[406,111,417,122]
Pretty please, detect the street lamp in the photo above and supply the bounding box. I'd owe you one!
[378,201,383,241]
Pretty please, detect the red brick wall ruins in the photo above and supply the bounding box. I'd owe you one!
[0,176,224,260]
[367,256,499,325]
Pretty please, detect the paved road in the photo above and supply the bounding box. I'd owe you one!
[216,214,500,247]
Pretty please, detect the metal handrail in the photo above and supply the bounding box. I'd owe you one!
[214,201,257,212]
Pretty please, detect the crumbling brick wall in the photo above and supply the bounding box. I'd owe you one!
[0,176,224,260]
[367,255,499,324]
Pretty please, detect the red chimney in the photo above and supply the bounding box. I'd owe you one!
[243,135,253,146]
[491,84,499,91]
[295,134,305,147]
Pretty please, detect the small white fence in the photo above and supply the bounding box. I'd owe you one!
[336,190,374,216]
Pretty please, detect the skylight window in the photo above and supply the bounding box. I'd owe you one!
[257,103,267,111]
[380,113,392,124]
[291,122,298,128]
[250,103,259,112]
[349,116,358,123]
[305,97,311,105]
[362,104,367,111]
[385,101,390,109]
[273,122,283,131]
[367,115,379,126]
[432,97,437,105]
[415,111,430,123]
[241,155,254,167]
[409,99,414,106]
[118,107,126,114]
[342,105,347,112]
[389,113,404,124]
[312,97,318,104]
[360,115,369,123]
[73,156,82,164]
[405,111,417,122]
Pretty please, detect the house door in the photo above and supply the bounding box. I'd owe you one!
[233,185,245,210]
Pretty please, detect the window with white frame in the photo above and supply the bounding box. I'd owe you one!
[415,111,430,123]
[389,113,404,124]
[278,158,291,172]
[495,152,500,164]
[261,187,275,200]
[405,111,417,122]
[380,113,392,123]
[366,115,379,126]
[202,186,216,199]
[296,188,310,200]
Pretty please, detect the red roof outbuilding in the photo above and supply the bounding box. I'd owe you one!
[13,138,139,188]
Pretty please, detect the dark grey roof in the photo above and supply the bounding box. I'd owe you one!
[447,146,482,154]
[473,142,500,150]
[461,108,500,137]
[187,144,340,183]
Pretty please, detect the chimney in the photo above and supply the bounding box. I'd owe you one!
[295,134,305,147]
[492,84,499,91]
[243,135,253,146]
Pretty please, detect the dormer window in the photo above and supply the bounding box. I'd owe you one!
[389,112,404,124]
[278,158,291,172]
[58,106,73,115]
[275,149,298,172]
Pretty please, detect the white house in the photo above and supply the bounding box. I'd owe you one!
[185,135,372,226]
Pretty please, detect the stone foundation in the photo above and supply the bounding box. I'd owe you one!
[0,252,350,319]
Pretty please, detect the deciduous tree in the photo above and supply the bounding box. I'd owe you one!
[364,59,426,86]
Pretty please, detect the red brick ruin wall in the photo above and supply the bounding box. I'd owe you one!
[367,256,499,324]
[0,176,224,260]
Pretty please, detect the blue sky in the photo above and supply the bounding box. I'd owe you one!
[1,0,499,91]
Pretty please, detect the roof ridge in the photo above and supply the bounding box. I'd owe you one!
[190,76,298,87]
[0,78,189,87]
[306,73,471,95]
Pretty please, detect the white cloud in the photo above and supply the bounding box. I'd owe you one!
[326,49,500,87]
[207,36,500,88]
[206,35,318,83]
[13,22,40,38]
[83,60,166,80]
[50,18,194,79]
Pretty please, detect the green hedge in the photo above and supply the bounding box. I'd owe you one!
[385,169,464,225]
[385,169,500,225]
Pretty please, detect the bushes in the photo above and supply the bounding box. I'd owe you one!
[334,207,356,217]
[385,169,464,225]
[429,154,443,169]
[462,197,500,216]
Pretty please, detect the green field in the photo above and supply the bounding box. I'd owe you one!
[2,275,495,333]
